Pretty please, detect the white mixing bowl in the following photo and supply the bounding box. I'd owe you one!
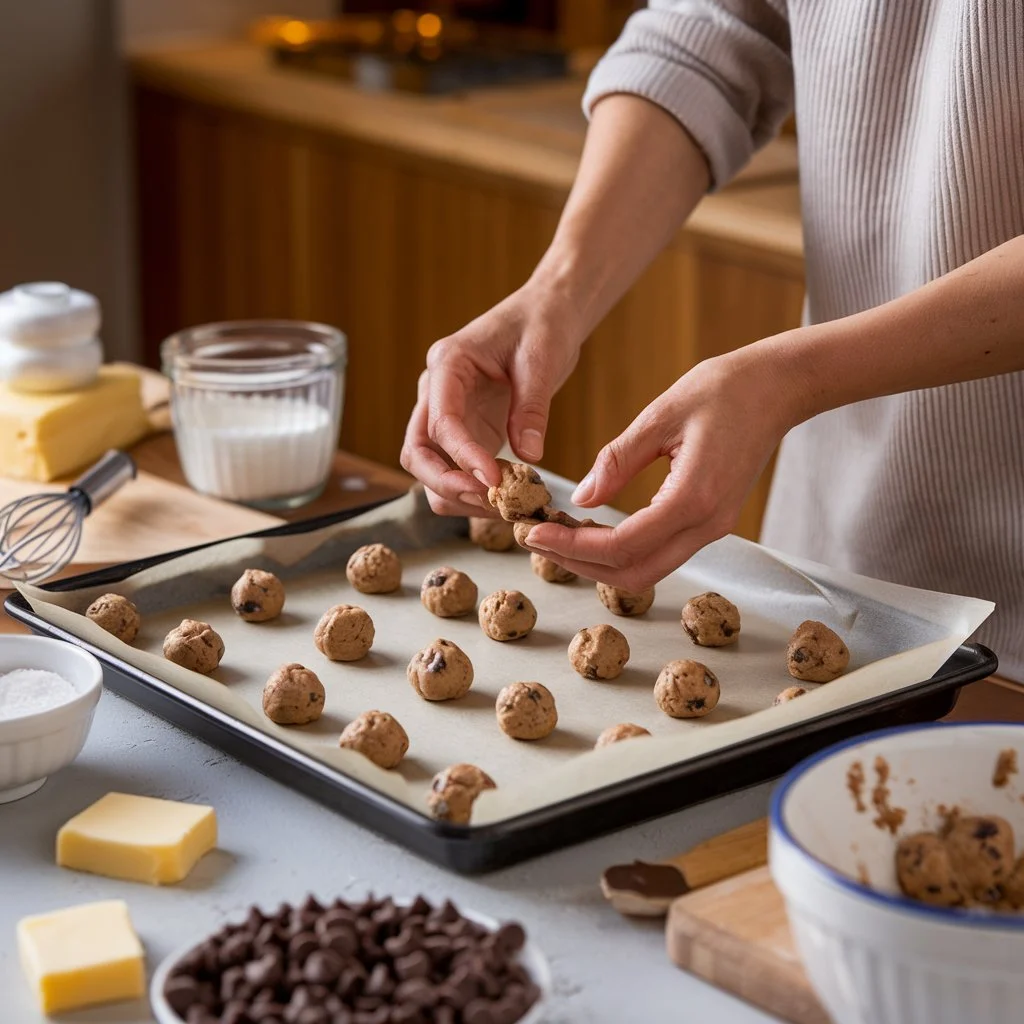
[770,722,1024,1024]
[0,635,102,802]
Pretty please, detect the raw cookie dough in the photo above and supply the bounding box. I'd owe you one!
[314,604,375,662]
[495,682,557,740]
[85,593,140,644]
[531,551,577,584]
[230,568,285,622]
[596,581,655,617]
[774,686,807,705]
[944,815,1016,903]
[420,566,478,618]
[262,663,325,725]
[681,592,740,647]
[486,459,551,521]
[654,659,720,719]
[407,639,474,701]
[514,512,598,548]
[338,710,409,769]
[163,619,225,675]
[568,624,630,680]
[426,763,496,824]
[346,543,402,595]
[595,723,651,748]
[479,589,537,642]
[895,832,965,907]
[787,620,850,682]
[468,517,516,552]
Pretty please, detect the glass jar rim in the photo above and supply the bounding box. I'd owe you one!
[161,319,347,376]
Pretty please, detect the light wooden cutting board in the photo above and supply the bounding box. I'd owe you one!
[666,866,831,1024]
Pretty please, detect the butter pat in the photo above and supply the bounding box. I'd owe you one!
[0,364,148,481]
[57,792,217,885]
[18,899,145,1014]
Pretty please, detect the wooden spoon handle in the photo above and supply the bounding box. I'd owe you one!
[668,818,769,890]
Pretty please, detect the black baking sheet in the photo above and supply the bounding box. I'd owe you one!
[3,502,998,874]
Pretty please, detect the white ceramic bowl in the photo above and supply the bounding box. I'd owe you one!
[770,722,1024,1024]
[0,635,102,802]
[151,903,551,1024]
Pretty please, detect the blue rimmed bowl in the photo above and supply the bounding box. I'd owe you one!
[770,722,1024,1024]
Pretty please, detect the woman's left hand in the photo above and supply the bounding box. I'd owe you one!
[522,344,804,590]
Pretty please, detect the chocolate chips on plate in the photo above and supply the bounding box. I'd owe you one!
[163,894,540,1024]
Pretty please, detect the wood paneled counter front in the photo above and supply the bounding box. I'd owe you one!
[132,43,804,537]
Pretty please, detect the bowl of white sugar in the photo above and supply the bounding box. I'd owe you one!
[0,635,102,802]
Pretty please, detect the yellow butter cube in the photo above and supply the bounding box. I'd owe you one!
[18,899,145,1014]
[0,364,149,481]
[57,792,217,885]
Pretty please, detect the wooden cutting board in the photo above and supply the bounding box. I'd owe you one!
[666,866,831,1024]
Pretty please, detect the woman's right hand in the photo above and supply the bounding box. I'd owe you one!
[400,281,585,516]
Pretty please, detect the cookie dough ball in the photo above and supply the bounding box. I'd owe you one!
[596,581,655,617]
[346,543,402,595]
[787,620,850,682]
[427,763,496,824]
[230,568,285,622]
[773,686,807,705]
[568,624,630,680]
[896,832,965,907]
[469,517,516,552]
[338,711,409,769]
[531,551,577,584]
[654,659,720,719]
[262,663,325,726]
[85,593,140,644]
[595,723,651,748]
[407,639,474,701]
[420,566,478,618]
[479,589,537,642]
[943,815,1016,903]
[496,682,557,740]
[486,459,551,521]
[681,592,740,647]
[163,619,225,675]
[314,604,375,662]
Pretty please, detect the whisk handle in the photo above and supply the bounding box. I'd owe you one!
[69,450,137,514]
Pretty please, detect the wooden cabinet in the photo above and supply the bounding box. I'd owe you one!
[133,46,804,538]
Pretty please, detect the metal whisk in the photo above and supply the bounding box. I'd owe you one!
[0,450,136,585]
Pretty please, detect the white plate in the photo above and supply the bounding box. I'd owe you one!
[151,901,550,1023]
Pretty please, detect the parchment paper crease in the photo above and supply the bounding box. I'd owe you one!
[20,475,994,825]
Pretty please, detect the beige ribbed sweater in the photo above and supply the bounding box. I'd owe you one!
[584,1,1024,680]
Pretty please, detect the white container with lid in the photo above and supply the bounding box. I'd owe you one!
[0,282,103,393]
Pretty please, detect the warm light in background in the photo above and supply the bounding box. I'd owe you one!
[278,19,312,46]
[391,9,418,35]
[416,13,443,40]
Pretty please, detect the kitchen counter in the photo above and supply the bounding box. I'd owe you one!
[0,685,779,1023]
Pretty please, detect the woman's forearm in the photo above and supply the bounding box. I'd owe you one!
[530,94,711,337]
[764,233,1024,423]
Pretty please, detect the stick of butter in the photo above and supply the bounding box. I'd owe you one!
[17,899,145,1014]
[0,364,149,481]
[57,792,217,885]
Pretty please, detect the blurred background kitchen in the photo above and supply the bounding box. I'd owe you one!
[0,0,801,537]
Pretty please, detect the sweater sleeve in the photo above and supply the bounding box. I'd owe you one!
[582,0,794,190]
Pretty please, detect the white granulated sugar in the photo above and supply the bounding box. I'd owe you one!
[0,668,77,720]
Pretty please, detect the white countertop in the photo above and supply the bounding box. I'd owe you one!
[0,686,782,1024]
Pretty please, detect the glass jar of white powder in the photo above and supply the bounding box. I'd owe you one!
[162,320,346,510]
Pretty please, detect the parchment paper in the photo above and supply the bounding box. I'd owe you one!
[20,476,994,824]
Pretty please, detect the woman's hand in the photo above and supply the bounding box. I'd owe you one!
[522,343,804,589]
[400,281,585,516]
